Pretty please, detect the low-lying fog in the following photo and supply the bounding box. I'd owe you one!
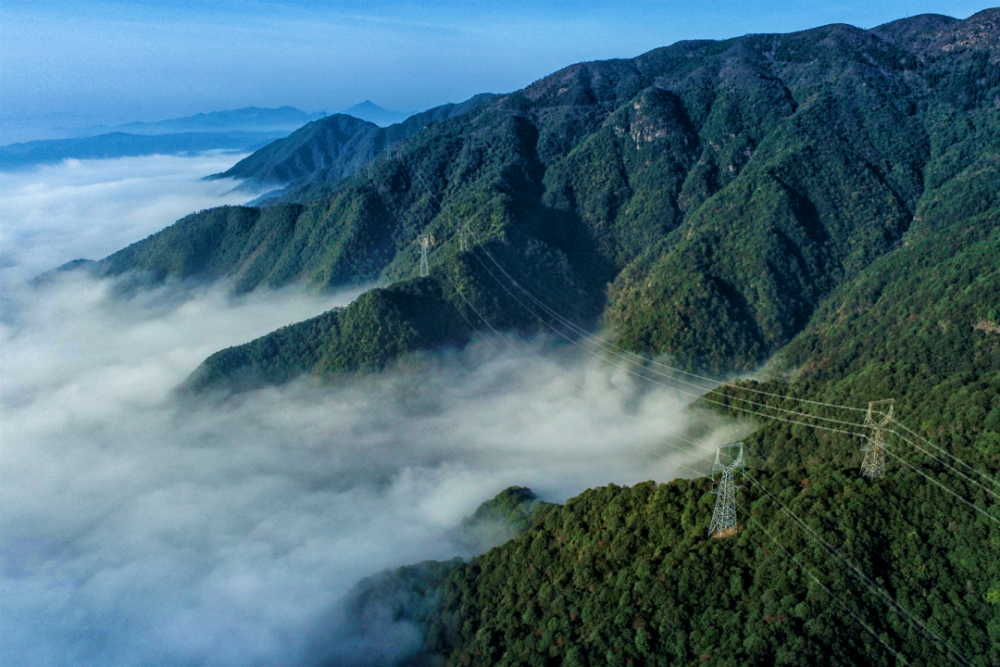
[1,154,743,666]
[0,152,253,284]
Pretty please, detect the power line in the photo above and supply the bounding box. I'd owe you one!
[885,450,1000,526]
[888,419,1000,490]
[885,426,1000,502]
[399,158,873,432]
[441,218,997,503]
[633,431,983,666]
[393,155,996,516]
[751,517,912,666]
[372,184,508,353]
[399,160,999,473]
[397,157,873,438]
[746,472,977,666]
[383,151,995,667]
[467,240,869,429]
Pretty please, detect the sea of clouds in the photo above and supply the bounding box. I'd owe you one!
[1,154,745,666]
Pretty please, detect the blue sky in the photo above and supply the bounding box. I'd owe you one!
[1,0,991,127]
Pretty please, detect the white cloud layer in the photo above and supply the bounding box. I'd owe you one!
[0,154,745,666]
[0,152,253,283]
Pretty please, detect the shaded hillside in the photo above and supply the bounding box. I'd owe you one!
[91,11,998,391]
[208,93,495,191]
[183,240,591,393]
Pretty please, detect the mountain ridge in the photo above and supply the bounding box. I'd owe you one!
[206,93,497,193]
[74,10,998,411]
[58,11,999,665]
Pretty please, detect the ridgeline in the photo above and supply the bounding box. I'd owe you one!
[65,11,1000,665]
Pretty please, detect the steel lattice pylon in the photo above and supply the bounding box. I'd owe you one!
[860,399,894,479]
[419,235,434,277]
[708,442,744,539]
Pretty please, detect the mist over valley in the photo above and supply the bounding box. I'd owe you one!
[2,5,998,666]
[1,155,731,666]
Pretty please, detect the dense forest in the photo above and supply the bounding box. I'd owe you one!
[88,10,998,389]
[359,468,997,666]
[204,93,496,194]
[67,9,1000,665]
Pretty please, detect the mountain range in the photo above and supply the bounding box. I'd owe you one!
[0,106,324,171]
[55,9,999,665]
[0,130,288,171]
[0,103,415,171]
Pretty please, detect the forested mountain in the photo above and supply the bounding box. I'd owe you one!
[91,9,998,396]
[349,468,996,666]
[71,10,999,666]
[206,93,496,192]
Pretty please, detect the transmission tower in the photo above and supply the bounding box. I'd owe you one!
[860,399,894,479]
[459,226,469,252]
[708,442,744,539]
[419,235,434,276]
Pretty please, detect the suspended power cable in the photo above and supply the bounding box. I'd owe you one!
[414,164,872,414]
[397,159,874,425]
[746,473,978,666]
[466,239,868,430]
[888,420,1000,490]
[397,158,871,438]
[395,156,995,513]
[638,431,982,666]
[884,450,1000,526]
[883,428,1000,502]
[751,517,912,666]
[372,182,510,352]
[462,242,998,504]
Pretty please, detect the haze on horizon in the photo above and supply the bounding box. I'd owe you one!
[2,0,989,137]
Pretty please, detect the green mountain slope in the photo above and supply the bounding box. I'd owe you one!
[206,114,379,188]
[703,90,1000,474]
[207,93,495,191]
[82,11,999,398]
[386,470,997,666]
[72,12,998,665]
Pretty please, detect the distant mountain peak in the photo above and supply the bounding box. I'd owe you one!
[342,101,412,127]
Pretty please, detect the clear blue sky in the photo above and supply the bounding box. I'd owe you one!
[2,0,991,125]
